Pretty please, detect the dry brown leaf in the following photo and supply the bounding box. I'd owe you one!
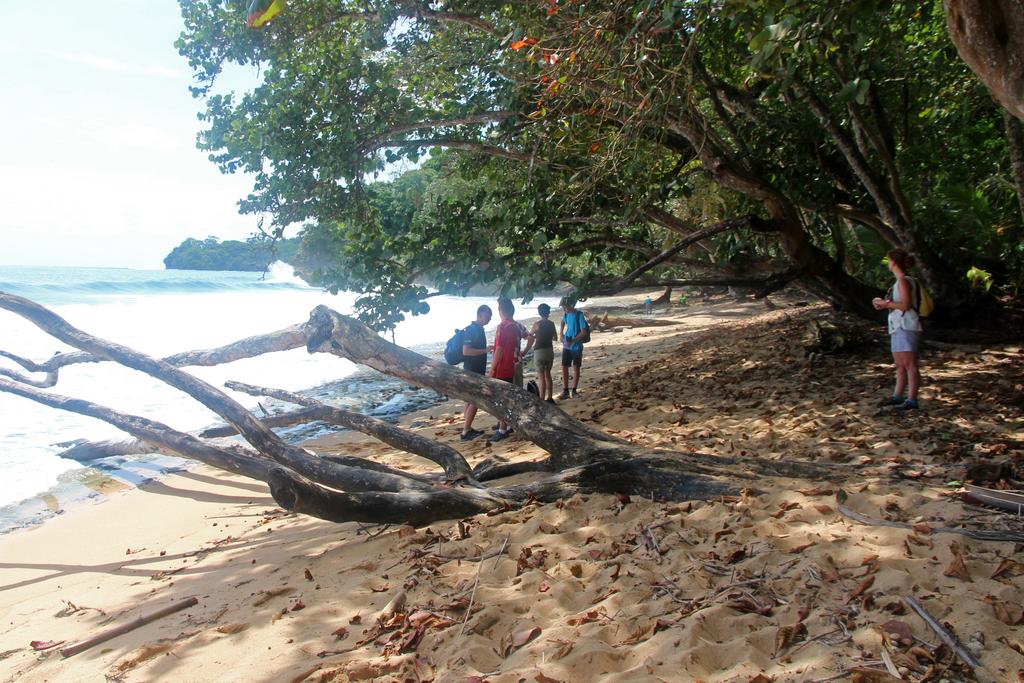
[788,542,817,554]
[748,675,774,683]
[797,487,834,496]
[569,564,582,578]
[304,568,314,581]
[727,595,773,616]
[999,635,1024,656]
[331,626,349,640]
[538,580,551,593]
[566,609,606,626]
[502,626,541,656]
[847,575,875,603]
[943,549,972,582]
[535,673,562,683]
[848,668,903,683]
[215,623,249,635]
[912,523,933,535]
[253,586,292,606]
[546,638,574,660]
[813,504,834,514]
[985,595,1024,625]
[878,619,913,647]
[773,623,806,656]
[29,640,64,651]
[113,642,175,674]
[991,558,1024,580]
[908,645,934,662]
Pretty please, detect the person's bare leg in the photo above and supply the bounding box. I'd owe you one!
[572,365,581,391]
[906,352,920,400]
[543,369,553,399]
[892,353,908,398]
[463,402,478,434]
[561,364,570,396]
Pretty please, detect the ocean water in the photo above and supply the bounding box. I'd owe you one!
[0,264,558,532]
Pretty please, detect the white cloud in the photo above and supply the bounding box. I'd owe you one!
[43,49,181,79]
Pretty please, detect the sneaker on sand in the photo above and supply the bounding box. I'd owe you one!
[571,389,580,398]
[546,398,556,405]
[892,399,919,411]
[460,428,484,441]
[877,395,904,407]
[558,389,570,400]
[488,429,511,443]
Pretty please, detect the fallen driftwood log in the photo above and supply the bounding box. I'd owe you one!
[962,484,1024,515]
[592,312,680,330]
[60,596,198,658]
[836,490,1024,543]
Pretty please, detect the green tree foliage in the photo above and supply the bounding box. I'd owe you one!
[176,0,1023,327]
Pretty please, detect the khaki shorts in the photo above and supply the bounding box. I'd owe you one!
[534,348,554,372]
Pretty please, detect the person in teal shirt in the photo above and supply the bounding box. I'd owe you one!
[558,296,589,399]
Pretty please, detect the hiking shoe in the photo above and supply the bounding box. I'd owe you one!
[545,398,556,405]
[488,429,511,443]
[491,425,514,433]
[460,428,484,441]
[878,395,904,407]
[892,399,919,411]
[571,389,580,398]
[558,389,570,400]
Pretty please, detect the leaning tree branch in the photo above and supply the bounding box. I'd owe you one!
[360,112,515,153]
[321,7,498,36]
[0,292,436,496]
[575,216,757,298]
[303,305,838,482]
[377,138,572,170]
[0,323,310,387]
[0,377,274,483]
[224,380,474,481]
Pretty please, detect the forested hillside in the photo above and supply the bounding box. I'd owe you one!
[164,235,301,271]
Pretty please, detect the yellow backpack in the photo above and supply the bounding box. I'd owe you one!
[908,277,934,317]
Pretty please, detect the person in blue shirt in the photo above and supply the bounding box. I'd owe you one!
[557,296,589,399]
[460,305,492,440]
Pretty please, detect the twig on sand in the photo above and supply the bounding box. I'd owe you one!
[60,596,198,658]
[458,535,510,636]
[903,595,992,681]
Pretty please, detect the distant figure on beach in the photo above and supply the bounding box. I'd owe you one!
[460,304,492,441]
[558,296,589,399]
[522,302,556,403]
[489,297,522,441]
[644,295,652,316]
[872,249,923,411]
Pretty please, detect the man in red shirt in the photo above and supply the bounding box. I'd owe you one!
[488,297,521,442]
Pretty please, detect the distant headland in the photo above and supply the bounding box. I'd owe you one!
[163,236,302,272]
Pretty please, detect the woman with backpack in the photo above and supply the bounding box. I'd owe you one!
[872,249,923,411]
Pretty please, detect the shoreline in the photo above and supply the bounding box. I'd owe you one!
[2,289,1021,682]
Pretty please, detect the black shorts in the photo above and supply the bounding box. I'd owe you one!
[561,348,583,367]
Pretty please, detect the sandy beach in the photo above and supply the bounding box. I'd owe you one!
[1,292,1022,683]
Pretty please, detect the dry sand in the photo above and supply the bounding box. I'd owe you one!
[1,292,1022,683]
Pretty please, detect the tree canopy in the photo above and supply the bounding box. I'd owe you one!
[176,0,1024,328]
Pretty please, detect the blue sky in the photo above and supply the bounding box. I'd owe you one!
[0,1,264,268]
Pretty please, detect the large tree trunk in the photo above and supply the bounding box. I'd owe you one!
[0,291,841,526]
[945,0,1024,121]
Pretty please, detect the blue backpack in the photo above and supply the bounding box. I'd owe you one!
[444,328,466,365]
